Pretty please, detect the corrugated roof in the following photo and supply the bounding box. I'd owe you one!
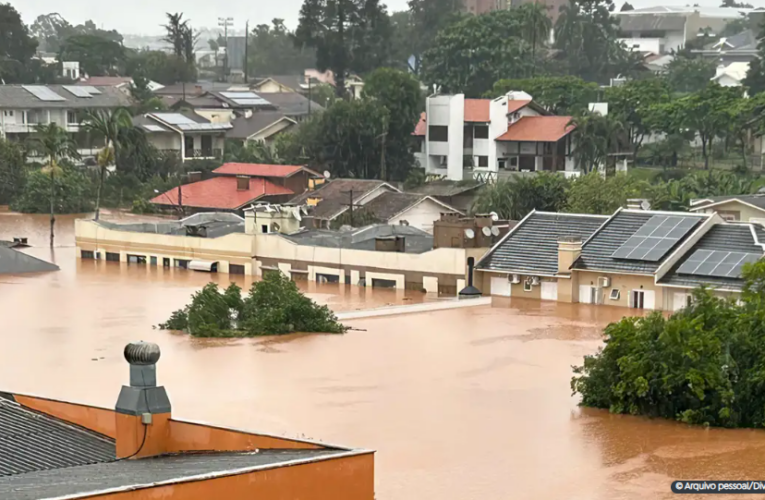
[496,116,575,142]
[289,179,399,220]
[0,449,354,500]
[477,212,608,275]
[0,397,114,477]
[150,177,293,210]
[573,210,708,274]
[213,163,307,178]
[0,85,131,110]
[659,224,764,291]
[618,14,687,32]
[0,247,59,274]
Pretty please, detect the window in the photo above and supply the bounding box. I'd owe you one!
[21,111,27,124]
[67,111,77,124]
[609,288,620,301]
[428,125,448,142]
[477,156,488,167]
[523,279,532,292]
[2,110,13,118]
[371,278,397,288]
[81,250,94,259]
[150,256,158,266]
[261,225,269,233]
[127,255,147,264]
[105,252,120,262]
[163,257,171,267]
[474,125,489,139]
[230,264,245,275]
[631,290,645,309]
[175,259,190,269]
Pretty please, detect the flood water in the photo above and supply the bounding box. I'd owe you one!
[3,211,765,500]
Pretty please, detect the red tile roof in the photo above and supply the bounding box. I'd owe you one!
[464,99,490,122]
[213,163,309,178]
[150,177,293,210]
[413,112,426,136]
[496,116,575,142]
[507,100,531,114]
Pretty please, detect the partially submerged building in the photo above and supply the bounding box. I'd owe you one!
[0,341,374,499]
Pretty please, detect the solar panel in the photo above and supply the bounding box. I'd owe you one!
[22,85,66,102]
[156,113,196,125]
[143,125,165,132]
[220,91,259,99]
[677,250,762,278]
[176,123,233,131]
[62,85,93,98]
[611,215,700,261]
[232,98,270,106]
[79,86,102,95]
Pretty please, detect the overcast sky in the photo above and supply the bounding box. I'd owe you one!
[13,0,762,35]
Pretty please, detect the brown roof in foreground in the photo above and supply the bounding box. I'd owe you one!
[496,116,575,142]
[226,112,295,140]
[362,192,462,221]
[290,179,398,220]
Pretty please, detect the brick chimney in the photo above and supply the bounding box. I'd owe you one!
[115,341,171,459]
[236,176,250,191]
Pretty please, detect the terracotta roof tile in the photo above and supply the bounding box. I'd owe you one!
[507,99,531,114]
[464,99,490,122]
[213,163,306,178]
[150,177,293,210]
[496,116,575,142]
[413,112,426,136]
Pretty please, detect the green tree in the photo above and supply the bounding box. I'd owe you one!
[566,172,644,214]
[0,3,39,84]
[0,139,27,205]
[28,123,81,246]
[568,112,627,173]
[518,3,553,77]
[81,108,132,220]
[407,0,462,73]
[361,68,422,181]
[389,10,414,70]
[247,19,316,76]
[604,77,671,157]
[59,34,125,76]
[162,13,198,83]
[125,50,182,85]
[487,76,598,114]
[471,173,569,220]
[554,0,638,83]
[295,0,392,98]
[744,17,765,95]
[421,10,539,96]
[29,13,74,53]
[11,166,94,216]
[664,54,716,93]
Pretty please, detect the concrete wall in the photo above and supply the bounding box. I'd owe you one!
[148,132,182,150]
[194,108,235,123]
[695,200,765,221]
[256,80,295,93]
[388,198,448,233]
[576,271,660,309]
[250,119,295,142]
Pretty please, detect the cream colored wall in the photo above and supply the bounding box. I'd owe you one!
[250,120,294,142]
[388,199,448,233]
[576,271,660,309]
[697,200,765,222]
[148,132,182,150]
[256,81,294,93]
[194,109,235,124]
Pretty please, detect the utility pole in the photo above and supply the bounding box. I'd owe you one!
[340,190,363,227]
[177,166,185,218]
[377,116,388,181]
[244,20,249,83]
[308,76,312,115]
[218,17,234,81]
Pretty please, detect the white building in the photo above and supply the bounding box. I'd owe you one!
[712,62,750,87]
[132,112,231,162]
[413,91,577,182]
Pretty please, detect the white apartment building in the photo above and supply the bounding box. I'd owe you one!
[132,112,231,162]
[0,84,131,158]
[413,91,577,182]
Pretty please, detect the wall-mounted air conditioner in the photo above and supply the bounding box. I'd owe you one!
[598,277,611,288]
[509,274,521,284]
[531,276,541,286]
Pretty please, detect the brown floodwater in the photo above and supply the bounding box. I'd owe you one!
[3,211,765,500]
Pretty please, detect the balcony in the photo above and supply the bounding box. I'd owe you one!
[4,122,81,134]
[159,149,223,161]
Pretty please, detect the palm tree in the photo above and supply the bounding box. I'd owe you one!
[518,3,552,77]
[568,113,626,174]
[81,108,132,220]
[29,123,80,247]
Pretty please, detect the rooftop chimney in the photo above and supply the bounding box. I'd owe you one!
[558,236,583,275]
[626,198,651,210]
[115,341,171,459]
[236,176,250,191]
[187,171,202,183]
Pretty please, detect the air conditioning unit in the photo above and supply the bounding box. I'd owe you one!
[598,277,610,288]
[531,276,541,286]
[509,274,521,284]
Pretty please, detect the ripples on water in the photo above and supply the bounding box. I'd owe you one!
[2,211,765,500]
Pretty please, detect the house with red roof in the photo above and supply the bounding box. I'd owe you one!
[413,91,578,182]
[150,163,322,214]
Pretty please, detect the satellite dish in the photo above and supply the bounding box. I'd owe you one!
[491,226,500,237]
[323,170,331,179]
[294,209,302,221]
[272,223,281,232]
[300,206,309,215]
[482,226,492,237]
[464,228,475,239]
[489,211,499,222]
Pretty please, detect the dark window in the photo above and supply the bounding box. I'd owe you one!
[150,256,158,266]
[261,225,269,233]
[474,125,489,139]
[184,136,194,157]
[176,259,190,269]
[201,135,213,157]
[127,255,147,264]
[316,273,340,284]
[477,156,488,167]
[81,250,94,259]
[230,264,245,275]
[163,257,171,267]
[428,125,448,142]
[105,252,120,262]
[372,278,397,288]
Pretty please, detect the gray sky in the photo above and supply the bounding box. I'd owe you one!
[15,0,412,35]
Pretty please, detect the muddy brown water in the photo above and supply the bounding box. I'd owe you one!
[2,211,765,500]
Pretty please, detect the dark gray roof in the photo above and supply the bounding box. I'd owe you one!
[707,30,757,50]
[290,179,397,220]
[283,224,434,253]
[0,449,354,500]
[0,397,114,478]
[691,194,765,210]
[573,210,708,274]
[257,92,325,116]
[619,14,686,32]
[227,111,294,140]
[0,85,131,110]
[477,212,608,275]
[659,224,765,291]
[207,91,278,110]
[97,213,245,239]
[407,180,484,198]
[0,247,59,274]
[360,192,433,222]
[131,114,172,132]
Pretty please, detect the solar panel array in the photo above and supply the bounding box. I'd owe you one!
[176,123,233,131]
[220,91,271,107]
[156,113,196,125]
[143,124,166,132]
[79,86,102,95]
[611,215,699,261]
[677,249,761,278]
[22,86,66,102]
[62,86,93,98]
